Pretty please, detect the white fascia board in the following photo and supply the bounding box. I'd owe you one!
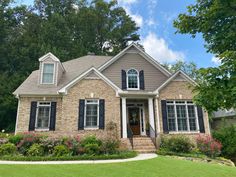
[39,52,65,72]
[98,43,171,77]
[155,70,197,93]
[58,67,122,94]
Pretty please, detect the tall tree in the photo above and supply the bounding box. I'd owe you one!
[163,60,199,79]
[0,0,140,131]
[174,0,236,113]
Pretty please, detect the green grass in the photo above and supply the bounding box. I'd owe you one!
[0,156,236,177]
[0,156,235,177]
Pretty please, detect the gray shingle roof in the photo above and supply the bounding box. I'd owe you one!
[13,55,112,95]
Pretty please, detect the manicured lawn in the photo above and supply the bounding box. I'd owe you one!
[0,156,235,177]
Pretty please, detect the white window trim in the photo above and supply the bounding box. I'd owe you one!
[126,68,140,90]
[84,99,99,129]
[35,101,51,131]
[41,62,55,84]
[166,100,200,133]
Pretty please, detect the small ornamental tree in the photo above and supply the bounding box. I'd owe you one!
[196,135,222,158]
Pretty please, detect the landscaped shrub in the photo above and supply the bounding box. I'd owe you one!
[53,145,70,157]
[160,135,194,153]
[101,139,120,154]
[27,144,44,156]
[213,125,236,158]
[63,136,80,155]
[196,135,222,158]
[80,135,102,155]
[8,134,23,145]
[0,143,17,156]
[17,133,43,155]
[40,137,61,155]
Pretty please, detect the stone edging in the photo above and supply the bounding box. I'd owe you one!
[0,153,157,164]
[165,155,235,167]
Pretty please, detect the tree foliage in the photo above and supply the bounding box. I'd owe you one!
[0,0,139,131]
[174,0,236,113]
[163,60,199,79]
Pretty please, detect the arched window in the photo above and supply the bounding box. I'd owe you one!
[127,69,139,89]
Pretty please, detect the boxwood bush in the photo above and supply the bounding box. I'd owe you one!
[160,135,194,153]
[27,144,44,156]
[0,143,17,156]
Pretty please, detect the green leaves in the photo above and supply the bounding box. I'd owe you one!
[174,0,236,113]
[0,0,140,131]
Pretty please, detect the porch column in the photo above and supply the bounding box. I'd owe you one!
[122,97,127,138]
[155,97,161,133]
[148,98,155,129]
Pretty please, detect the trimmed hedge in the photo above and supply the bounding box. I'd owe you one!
[0,151,137,161]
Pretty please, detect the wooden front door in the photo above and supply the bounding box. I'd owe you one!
[128,107,140,135]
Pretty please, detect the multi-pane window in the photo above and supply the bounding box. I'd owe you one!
[42,63,54,84]
[85,100,99,128]
[127,69,139,89]
[36,102,51,129]
[166,101,198,132]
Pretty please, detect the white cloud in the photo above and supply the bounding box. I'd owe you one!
[211,56,221,65]
[130,13,143,27]
[122,6,143,27]
[118,0,137,4]
[142,32,185,63]
[146,18,155,26]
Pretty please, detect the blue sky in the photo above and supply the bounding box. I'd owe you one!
[16,0,219,68]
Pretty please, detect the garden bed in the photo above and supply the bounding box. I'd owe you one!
[0,151,137,161]
[157,150,235,167]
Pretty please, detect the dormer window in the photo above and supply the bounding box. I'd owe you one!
[127,69,139,90]
[42,63,55,84]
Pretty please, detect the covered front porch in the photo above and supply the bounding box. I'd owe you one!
[120,93,160,150]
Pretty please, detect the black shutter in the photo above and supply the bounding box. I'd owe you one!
[197,106,205,133]
[99,99,105,129]
[49,102,57,131]
[78,99,85,130]
[139,70,145,90]
[29,101,37,131]
[161,100,169,134]
[121,70,127,90]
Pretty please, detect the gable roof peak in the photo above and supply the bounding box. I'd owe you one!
[155,70,197,93]
[98,43,171,76]
[38,52,60,62]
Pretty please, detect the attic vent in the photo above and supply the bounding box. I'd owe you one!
[87,52,95,55]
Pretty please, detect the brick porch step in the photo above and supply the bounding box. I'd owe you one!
[132,136,156,153]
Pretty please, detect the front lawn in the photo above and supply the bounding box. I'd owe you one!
[0,156,235,177]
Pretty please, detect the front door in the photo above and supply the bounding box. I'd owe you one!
[128,107,140,135]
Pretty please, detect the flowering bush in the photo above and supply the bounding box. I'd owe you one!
[40,137,61,155]
[62,136,80,155]
[196,134,222,158]
[16,133,44,155]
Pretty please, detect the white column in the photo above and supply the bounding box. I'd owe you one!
[148,98,155,129]
[155,97,161,133]
[122,97,127,138]
[15,98,20,135]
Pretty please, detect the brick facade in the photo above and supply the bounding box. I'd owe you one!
[16,79,120,139]
[16,79,210,145]
[157,81,210,135]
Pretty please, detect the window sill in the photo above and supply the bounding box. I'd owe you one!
[84,127,99,130]
[169,131,200,134]
[35,128,49,132]
[127,88,140,91]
